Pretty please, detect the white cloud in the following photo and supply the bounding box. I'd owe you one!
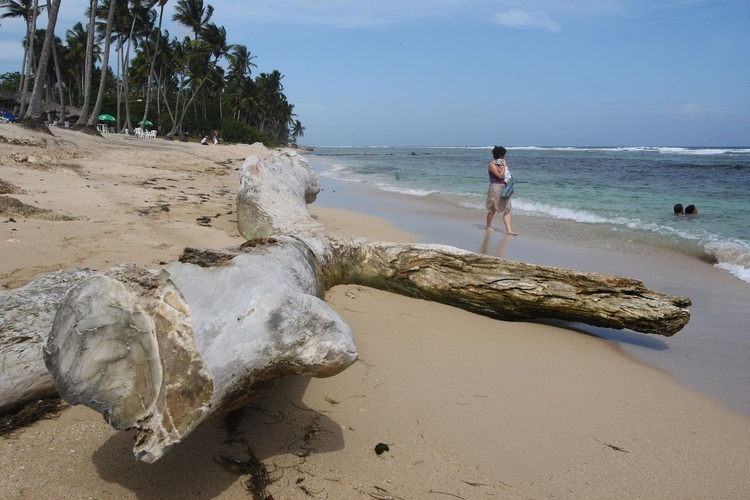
[678,103,737,118]
[659,103,739,120]
[492,9,561,31]
[211,1,578,28]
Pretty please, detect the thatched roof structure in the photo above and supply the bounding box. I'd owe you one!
[0,89,81,119]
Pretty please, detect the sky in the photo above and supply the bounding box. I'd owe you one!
[1,0,749,147]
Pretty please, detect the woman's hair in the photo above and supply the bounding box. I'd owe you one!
[492,146,507,159]
[674,203,684,214]
[685,204,697,214]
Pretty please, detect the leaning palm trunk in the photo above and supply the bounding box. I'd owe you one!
[87,0,116,128]
[166,53,217,138]
[25,0,61,121]
[140,2,168,128]
[35,151,691,463]
[17,0,40,118]
[52,33,65,122]
[119,11,140,132]
[166,76,210,138]
[75,0,96,126]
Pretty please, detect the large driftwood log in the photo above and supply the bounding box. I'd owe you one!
[0,269,96,414]
[39,150,691,462]
[0,265,151,414]
[43,239,356,462]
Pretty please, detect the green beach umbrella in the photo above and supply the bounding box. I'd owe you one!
[98,114,116,122]
[138,120,154,127]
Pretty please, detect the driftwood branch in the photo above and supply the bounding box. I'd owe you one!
[0,150,691,461]
[321,241,690,336]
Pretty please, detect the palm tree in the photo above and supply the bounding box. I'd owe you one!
[27,29,65,122]
[254,70,292,141]
[64,22,88,106]
[25,0,61,121]
[225,44,256,89]
[110,0,155,131]
[171,0,212,41]
[291,119,305,144]
[51,33,66,121]
[87,0,119,128]
[1,0,45,116]
[144,27,178,121]
[163,0,216,136]
[109,0,135,129]
[0,0,42,93]
[225,76,256,123]
[140,0,168,128]
[199,21,227,118]
[75,0,98,125]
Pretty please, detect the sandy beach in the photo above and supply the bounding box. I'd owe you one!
[1,124,749,499]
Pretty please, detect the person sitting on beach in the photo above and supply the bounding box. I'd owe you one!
[200,135,208,145]
[485,145,517,235]
[685,204,698,215]
[674,203,684,215]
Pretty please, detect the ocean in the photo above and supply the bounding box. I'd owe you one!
[310,146,750,284]
[308,146,750,416]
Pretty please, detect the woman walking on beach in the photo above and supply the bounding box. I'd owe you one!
[485,146,517,235]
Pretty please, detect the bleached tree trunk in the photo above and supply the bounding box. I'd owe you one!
[23,150,692,463]
[0,268,98,415]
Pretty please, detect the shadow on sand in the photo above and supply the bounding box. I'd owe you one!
[93,375,344,498]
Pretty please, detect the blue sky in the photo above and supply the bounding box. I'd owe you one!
[1,0,749,146]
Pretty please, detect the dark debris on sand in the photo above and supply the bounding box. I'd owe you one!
[0,398,67,438]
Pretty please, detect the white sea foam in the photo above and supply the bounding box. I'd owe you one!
[318,168,353,180]
[373,183,436,197]
[656,147,748,156]
[503,146,749,156]
[715,263,750,283]
[704,240,750,284]
[515,199,610,224]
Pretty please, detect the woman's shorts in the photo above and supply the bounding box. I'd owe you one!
[486,183,511,214]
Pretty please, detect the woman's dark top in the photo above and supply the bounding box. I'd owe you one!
[489,162,505,184]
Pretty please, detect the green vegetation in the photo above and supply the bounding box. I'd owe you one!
[0,0,304,146]
[0,71,22,92]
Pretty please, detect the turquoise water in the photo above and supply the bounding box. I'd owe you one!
[311,146,750,283]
